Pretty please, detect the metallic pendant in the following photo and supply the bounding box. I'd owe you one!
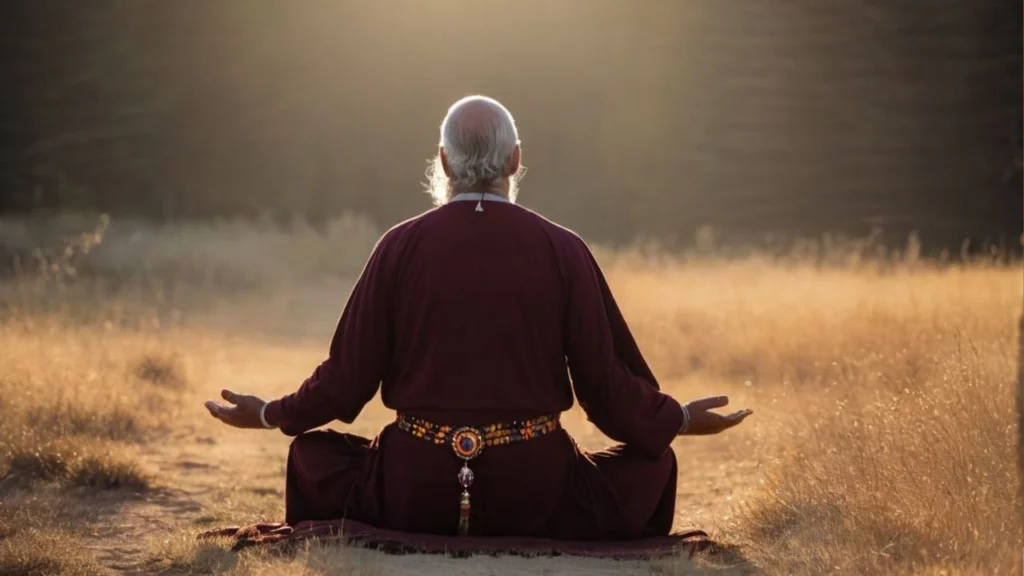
[458,463,475,487]
[450,428,482,536]
[457,462,475,535]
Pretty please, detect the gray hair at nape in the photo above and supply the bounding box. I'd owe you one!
[424,95,525,206]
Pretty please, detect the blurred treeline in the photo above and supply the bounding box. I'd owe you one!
[1,0,1020,252]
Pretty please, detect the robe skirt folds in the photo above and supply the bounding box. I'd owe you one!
[263,194,687,540]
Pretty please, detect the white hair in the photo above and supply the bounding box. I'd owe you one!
[424,95,525,206]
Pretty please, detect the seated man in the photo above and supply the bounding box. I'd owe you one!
[204,95,752,541]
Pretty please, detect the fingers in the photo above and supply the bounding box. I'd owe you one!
[725,409,753,421]
[687,396,730,411]
[719,410,753,430]
[221,389,240,404]
[205,400,229,419]
[205,400,241,426]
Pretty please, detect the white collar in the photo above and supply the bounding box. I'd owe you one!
[449,192,511,204]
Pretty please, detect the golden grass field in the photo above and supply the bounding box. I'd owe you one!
[0,214,1021,575]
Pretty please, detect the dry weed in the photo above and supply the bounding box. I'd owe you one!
[598,255,1022,575]
[148,534,386,576]
[133,352,190,390]
[0,215,1019,575]
[0,528,110,576]
[0,490,111,575]
[0,298,191,573]
[148,533,241,574]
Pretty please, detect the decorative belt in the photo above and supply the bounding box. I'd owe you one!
[396,413,561,536]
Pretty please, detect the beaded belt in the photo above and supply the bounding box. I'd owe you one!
[396,413,560,536]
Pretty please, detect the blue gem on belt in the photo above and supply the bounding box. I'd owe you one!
[450,427,484,460]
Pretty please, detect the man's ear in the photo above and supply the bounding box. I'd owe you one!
[440,147,453,178]
[506,144,521,176]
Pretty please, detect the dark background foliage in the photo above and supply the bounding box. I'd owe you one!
[1,0,1020,252]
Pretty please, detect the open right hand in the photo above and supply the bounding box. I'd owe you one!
[204,389,270,430]
[681,396,752,435]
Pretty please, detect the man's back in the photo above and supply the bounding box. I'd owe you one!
[329,197,575,535]
[353,196,683,537]
[382,199,577,423]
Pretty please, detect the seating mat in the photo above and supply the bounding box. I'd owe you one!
[199,519,717,559]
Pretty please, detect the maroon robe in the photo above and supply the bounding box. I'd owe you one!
[263,196,685,540]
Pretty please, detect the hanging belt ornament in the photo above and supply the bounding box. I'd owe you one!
[450,427,484,536]
[396,412,561,536]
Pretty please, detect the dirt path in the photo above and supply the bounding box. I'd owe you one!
[85,339,765,575]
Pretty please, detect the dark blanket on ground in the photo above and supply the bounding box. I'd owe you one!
[199,520,716,560]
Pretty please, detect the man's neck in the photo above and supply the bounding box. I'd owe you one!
[450,181,509,200]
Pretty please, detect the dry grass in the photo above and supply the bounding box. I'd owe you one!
[0,213,1020,575]
[603,256,1022,575]
[149,535,388,576]
[0,490,113,575]
[0,320,191,485]
[0,528,109,576]
[0,298,197,573]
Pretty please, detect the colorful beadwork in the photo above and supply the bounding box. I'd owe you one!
[396,414,560,450]
[396,413,560,536]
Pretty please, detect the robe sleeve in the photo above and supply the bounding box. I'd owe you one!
[262,232,396,436]
[563,236,684,458]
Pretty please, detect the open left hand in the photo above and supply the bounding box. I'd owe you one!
[204,389,269,429]
[681,395,753,435]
